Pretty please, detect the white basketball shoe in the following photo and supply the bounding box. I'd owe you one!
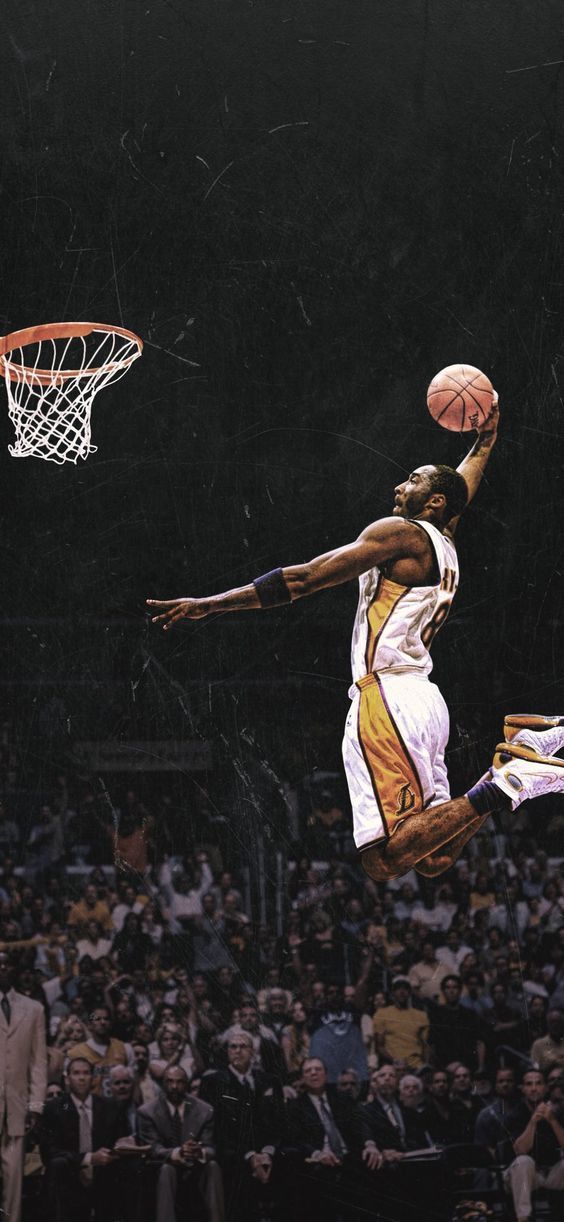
[492,742,564,810]
[503,713,564,757]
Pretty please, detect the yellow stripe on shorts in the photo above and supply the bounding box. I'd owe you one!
[356,672,425,837]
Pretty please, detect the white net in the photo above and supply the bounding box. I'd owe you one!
[2,325,142,464]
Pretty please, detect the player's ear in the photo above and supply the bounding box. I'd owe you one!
[427,491,447,513]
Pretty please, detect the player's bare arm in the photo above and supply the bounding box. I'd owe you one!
[446,392,499,534]
[147,517,430,630]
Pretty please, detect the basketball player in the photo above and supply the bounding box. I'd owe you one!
[148,396,564,881]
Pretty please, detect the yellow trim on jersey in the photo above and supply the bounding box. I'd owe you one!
[365,576,409,674]
[356,672,425,836]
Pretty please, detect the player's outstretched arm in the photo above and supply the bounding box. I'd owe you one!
[147,517,424,629]
[450,392,499,530]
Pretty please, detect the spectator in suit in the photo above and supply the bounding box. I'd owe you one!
[284,1055,381,1221]
[199,1030,285,1221]
[0,950,47,1222]
[137,1065,223,1222]
[109,1065,138,1135]
[38,1056,131,1222]
[363,1064,422,1156]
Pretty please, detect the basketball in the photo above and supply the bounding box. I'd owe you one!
[427,363,494,432]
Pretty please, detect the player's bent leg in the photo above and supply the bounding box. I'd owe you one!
[415,815,489,876]
[361,795,481,881]
[362,744,564,882]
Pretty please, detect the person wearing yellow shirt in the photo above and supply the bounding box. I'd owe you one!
[372,978,429,1069]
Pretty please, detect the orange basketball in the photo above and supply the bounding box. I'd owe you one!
[427,364,493,432]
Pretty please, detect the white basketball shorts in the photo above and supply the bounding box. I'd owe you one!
[342,670,451,850]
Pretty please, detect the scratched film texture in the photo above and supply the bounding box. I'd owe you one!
[1,2,564,908]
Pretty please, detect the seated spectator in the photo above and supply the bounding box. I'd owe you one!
[503,1067,564,1221]
[76,919,113,963]
[419,1069,459,1146]
[221,1001,285,1077]
[435,930,473,974]
[428,975,487,1073]
[474,1066,519,1155]
[398,1074,425,1114]
[38,1056,132,1222]
[281,999,311,1079]
[309,983,368,1084]
[408,939,450,1004]
[67,1004,133,1097]
[364,1063,422,1154]
[459,970,493,1019]
[449,1064,484,1143]
[131,1039,160,1106]
[372,977,429,1069]
[67,882,112,936]
[530,1007,564,1074]
[149,1021,200,1084]
[138,1064,222,1222]
[284,1055,381,1222]
[112,912,153,973]
[336,1067,362,1102]
[108,1065,138,1135]
[111,882,146,933]
[200,1030,285,1221]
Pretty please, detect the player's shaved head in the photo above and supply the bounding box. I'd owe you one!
[426,464,468,522]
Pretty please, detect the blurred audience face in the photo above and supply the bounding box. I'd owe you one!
[495,1068,516,1098]
[452,1066,472,1097]
[110,1068,134,1103]
[89,1007,112,1042]
[132,1042,149,1074]
[374,1065,399,1100]
[337,1069,361,1099]
[521,1070,545,1106]
[430,1071,449,1100]
[227,1035,253,1076]
[66,1059,94,1100]
[163,1066,188,1105]
[302,1058,327,1095]
[547,1009,564,1041]
[290,1001,307,1025]
[399,1075,423,1109]
[46,1083,63,1100]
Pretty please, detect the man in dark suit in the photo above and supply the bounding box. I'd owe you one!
[38,1056,131,1222]
[137,1065,223,1222]
[284,1055,382,1222]
[363,1063,435,1222]
[199,1030,285,1221]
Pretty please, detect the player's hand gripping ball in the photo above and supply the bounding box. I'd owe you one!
[427,363,494,431]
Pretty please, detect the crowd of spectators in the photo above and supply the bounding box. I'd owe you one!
[1,767,564,1221]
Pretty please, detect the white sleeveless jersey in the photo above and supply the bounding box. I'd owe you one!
[350,519,459,682]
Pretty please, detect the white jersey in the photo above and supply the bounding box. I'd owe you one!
[350,519,459,682]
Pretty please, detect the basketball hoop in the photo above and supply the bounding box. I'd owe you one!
[0,321,143,464]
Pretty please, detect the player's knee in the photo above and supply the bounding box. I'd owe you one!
[415,854,452,878]
[361,845,400,882]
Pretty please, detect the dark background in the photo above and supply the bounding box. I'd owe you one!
[1,1,564,852]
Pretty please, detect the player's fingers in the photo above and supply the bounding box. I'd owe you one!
[146,598,178,607]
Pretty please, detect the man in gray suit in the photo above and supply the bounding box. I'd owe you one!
[0,950,47,1222]
[138,1065,224,1222]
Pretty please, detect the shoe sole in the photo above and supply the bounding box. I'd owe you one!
[504,713,564,742]
[493,742,564,769]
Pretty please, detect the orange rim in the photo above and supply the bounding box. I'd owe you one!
[0,321,143,386]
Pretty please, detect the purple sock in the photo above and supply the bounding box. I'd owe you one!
[466,777,512,816]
